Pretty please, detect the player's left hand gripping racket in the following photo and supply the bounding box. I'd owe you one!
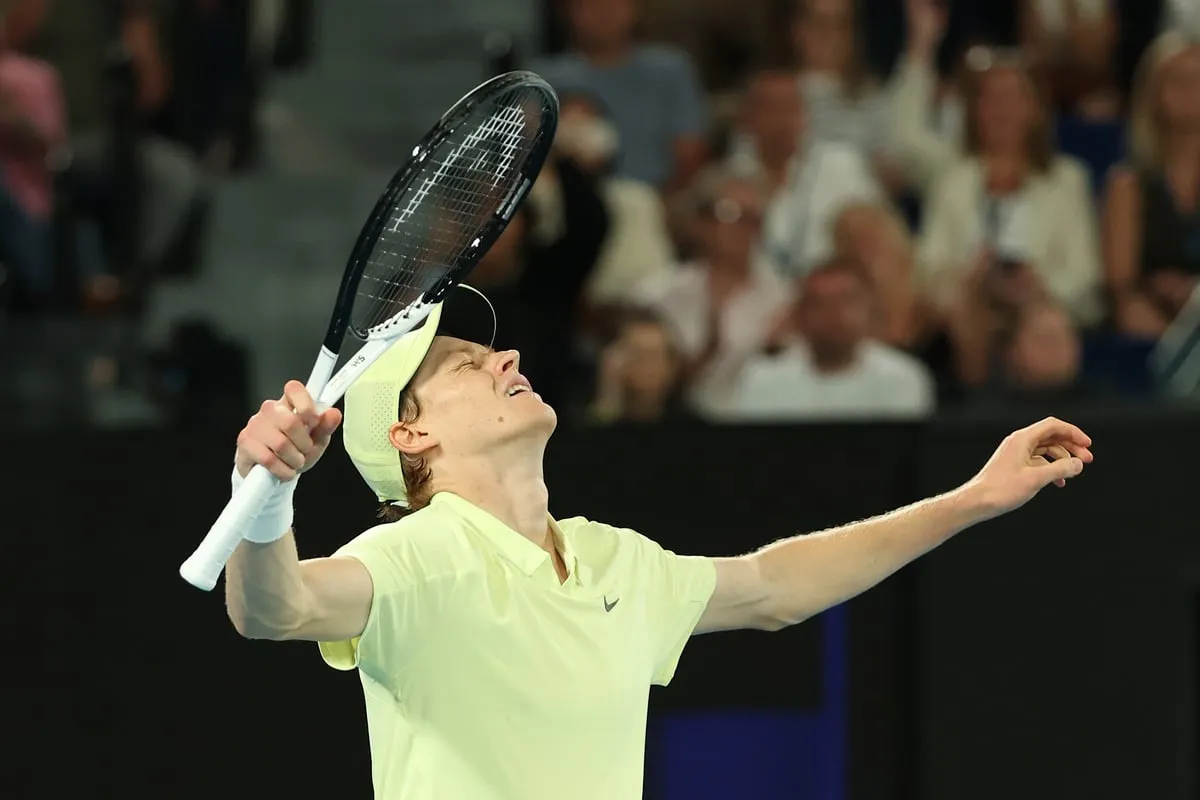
[180,71,559,591]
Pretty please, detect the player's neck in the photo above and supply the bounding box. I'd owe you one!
[439,450,552,547]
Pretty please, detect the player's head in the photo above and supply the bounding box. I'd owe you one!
[341,288,556,516]
[392,336,557,502]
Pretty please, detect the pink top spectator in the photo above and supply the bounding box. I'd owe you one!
[0,52,64,220]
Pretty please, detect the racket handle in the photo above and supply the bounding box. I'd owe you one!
[179,465,282,591]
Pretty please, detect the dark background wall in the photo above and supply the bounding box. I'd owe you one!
[2,415,1195,799]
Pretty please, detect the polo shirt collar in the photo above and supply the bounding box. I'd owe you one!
[432,492,581,584]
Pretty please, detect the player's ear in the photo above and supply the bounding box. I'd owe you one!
[389,420,438,456]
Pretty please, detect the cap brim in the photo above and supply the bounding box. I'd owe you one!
[341,285,497,506]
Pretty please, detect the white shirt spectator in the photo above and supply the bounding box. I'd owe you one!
[730,140,881,281]
[917,156,1103,325]
[633,261,793,416]
[585,177,676,305]
[724,338,935,421]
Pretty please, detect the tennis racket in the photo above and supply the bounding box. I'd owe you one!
[180,70,559,591]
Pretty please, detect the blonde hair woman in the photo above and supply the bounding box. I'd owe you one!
[1102,32,1200,338]
[911,47,1102,327]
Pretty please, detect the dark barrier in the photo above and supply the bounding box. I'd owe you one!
[913,409,1200,800]
[2,415,1196,800]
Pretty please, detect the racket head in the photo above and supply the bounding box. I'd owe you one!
[323,71,559,350]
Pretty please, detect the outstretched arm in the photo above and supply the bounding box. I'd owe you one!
[695,418,1094,634]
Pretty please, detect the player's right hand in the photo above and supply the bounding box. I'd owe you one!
[235,380,343,481]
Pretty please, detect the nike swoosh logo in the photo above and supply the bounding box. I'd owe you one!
[604,596,619,613]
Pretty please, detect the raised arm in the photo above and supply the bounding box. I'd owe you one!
[224,382,373,643]
[695,417,1093,634]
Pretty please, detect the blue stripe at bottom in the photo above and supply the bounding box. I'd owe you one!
[650,606,847,800]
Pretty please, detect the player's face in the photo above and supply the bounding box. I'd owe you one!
[403,336,557,459]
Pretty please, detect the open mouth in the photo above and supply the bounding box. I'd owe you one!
[505,384,532,398]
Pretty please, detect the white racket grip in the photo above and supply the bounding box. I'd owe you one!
[179,465,282,591]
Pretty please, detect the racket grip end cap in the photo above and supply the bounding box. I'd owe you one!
[179,557,220,592]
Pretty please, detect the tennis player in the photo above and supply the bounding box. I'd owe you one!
[224,291,1092,800]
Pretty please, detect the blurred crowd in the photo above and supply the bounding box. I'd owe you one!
[484,0,1200,425]
[0,0,310,427]
[0,0,301,314]
[9,0,1200,430]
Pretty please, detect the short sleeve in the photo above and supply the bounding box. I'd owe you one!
[316,524,448,681]
[636,535,718,686]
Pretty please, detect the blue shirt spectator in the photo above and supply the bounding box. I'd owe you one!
[531,0,708,190]
[532,45,707,188]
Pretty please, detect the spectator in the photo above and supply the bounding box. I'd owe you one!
[0,9,64,310]
[1019,0,1121,119]
[1002,300,1088,395]
[633,166,792,416]
[962,300,1098,410]
[588,306,691,423]
[1103,31,1200,340]
[725,257,936,420]
[8,0,205,291]
[887,0,972,194]
[534,92,675,313]
[531,0,708,193]
[727,66,881,280]
[832,201,933,352]
[789,0,904,190]
[910,46,1103,327]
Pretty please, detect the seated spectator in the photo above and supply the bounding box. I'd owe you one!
[7,0,205,297]
[963,300,1099,410]
[726,65,881,280]
[724,257,936,420]
[1103,32,1200,340]
[1019,0,1121,119]
[588,306,691,423]
[789,0,905,191]
[0,20,64,310]
[832,201,932,351]
[911,46,1103,327]
[531,0,708,194]
[533,92,674,313]
[633,166,792,416]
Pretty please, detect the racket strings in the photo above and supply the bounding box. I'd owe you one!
[352,88,551,336]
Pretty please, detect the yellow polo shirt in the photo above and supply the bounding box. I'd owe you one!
[317,492,716,800]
